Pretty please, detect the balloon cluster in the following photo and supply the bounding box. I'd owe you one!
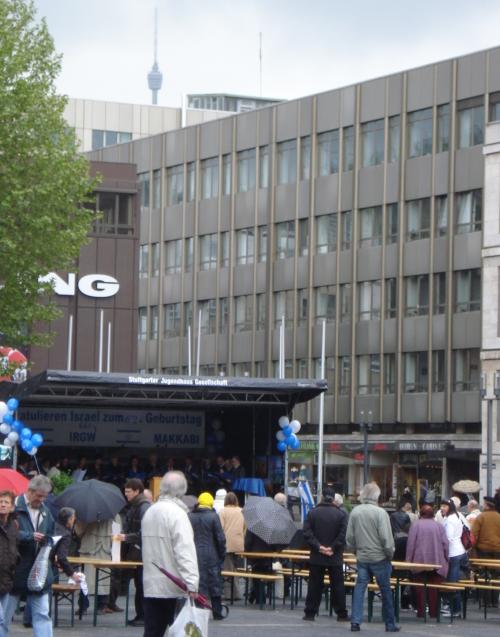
[275,416,301,453]
[0,398,44,456]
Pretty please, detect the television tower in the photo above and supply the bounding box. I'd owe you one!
[147,8,163,105]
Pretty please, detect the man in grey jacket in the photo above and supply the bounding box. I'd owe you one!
[346,482,399,632]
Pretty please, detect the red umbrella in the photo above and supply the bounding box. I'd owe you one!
[152,562,212,609]
[0,468,29,495]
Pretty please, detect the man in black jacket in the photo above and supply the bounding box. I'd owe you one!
[115,478,151,627]
[303,487,349,622]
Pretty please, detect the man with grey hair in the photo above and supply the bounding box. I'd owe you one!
[346,482,399,632]
[141,471,199,637]
[5,475,55,637]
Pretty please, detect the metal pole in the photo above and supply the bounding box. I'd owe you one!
[187,325,192,376]
[98,309,104,372]
[66,314,73,371]
[317,319,326,502]
[106,322,112,373]
[487,398,493,497]
[360,410,366,485]
[196,309,202,375]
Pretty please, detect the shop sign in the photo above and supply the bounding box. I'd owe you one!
[396,441,451,452]
[18,407,205,448]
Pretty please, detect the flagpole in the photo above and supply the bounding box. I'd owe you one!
[280,316,288,499]
[317,319,326,503]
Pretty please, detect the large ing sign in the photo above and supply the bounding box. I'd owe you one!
[40,273,120,298]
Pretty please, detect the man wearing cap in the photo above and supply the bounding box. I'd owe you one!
[189,492,226,620]
[302,486,349,622]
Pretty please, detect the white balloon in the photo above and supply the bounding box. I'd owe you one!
[0,424,11,435]
[7,431,18,443]
[28,447,38,456]
[278,416,289,429]
[290,420,301,434]
[276,430,286,441]
[0,402,8,418]
[3,438,13,447]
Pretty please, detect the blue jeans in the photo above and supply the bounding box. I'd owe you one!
[351,559,396,628]
[4,593,52,637]
[447,553,468,613]
[0,593,8,637]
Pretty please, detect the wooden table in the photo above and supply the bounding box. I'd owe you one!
[390,561,442,623]
[68,557,142,627]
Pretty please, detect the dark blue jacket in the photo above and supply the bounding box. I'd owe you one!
[13,494,55,595]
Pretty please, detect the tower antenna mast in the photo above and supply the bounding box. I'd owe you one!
[147,7,163,105]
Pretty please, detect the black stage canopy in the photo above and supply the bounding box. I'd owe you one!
[5,370,326,411]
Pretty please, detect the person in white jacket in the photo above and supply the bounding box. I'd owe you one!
[441,498,468,617]
[141,471,199,637]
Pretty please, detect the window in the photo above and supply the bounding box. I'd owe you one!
[219,298,228,334]
[437,104,450,153]
[199,234,217,270]
[199,299,217,335]
[234,295,253,332]
[432,350,445,392]
[455,269,481,312]
[406,197,431,240]
[164,303,181,337]
[236,228,254,265]
[259,145,269,188]
[453,348,480,391]
[433,272,446,315]
[361,119,384,167]
[298,359,308,378]
[223,154,232,195]
[183,301,192,334]
[388,115,400,163]
[300,136,311,180]
[314,357,335,394]
[256,293,266,330]
[220,232,229,268]
[358,280,381,320]
[184,237,193,273]
[315,286,336,323]
[318,130,339,176]
[152,170,161,208]
[150,243,160,277]
[435,195,448,237]
[455,189,482,233]
[297,289,308,326]
[150,306,159,339]
[167,165,184,205]
[384,354,396,394]
[386,203,398,243]
[201,157,219,199]
[237,149,256,192]
[199,364,216,376]
[298,219,309,257]
[457,98,484,148]
[343,126,354,171]
[358,354,380,395]
[404,352,428,392]
[341,211,352,250]
[138,307,147,340]
[407,108,433,158]
[359,206,382,247]
[165,239,182,274]
[139,244,149,279]
[258,226,268,262]
[385,278,397,318]
[275,221,295,259]
[254,361,265,377]
[274,291,294,327]
[405,275,429,316]
[316,214,337,254]
[340,284,351,322]
[339,356,350,395]
[138,173,150,207]
[277,139,296,185]
[94,192,133,235]
[91,129,132,150]
[489,92,500,122]
[186,162,196,202]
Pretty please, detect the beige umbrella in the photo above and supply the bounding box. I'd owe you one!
[452,479,481,493]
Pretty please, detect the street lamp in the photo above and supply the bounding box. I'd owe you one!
[480,371,500,497]
[359,409,373,484]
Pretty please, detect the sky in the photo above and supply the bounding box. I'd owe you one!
[33,0,500,108]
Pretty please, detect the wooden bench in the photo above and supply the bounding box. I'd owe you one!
[221,570,281,610]
[458,579,500,619]
[51,583,80,627]
[393,579,466,623]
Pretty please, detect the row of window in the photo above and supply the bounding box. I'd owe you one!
[140,191,481,276]
[138,349,479,395]
[91,129,132,151]
[137,95,498,206]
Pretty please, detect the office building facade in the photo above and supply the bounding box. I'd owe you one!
[88,46,500,498]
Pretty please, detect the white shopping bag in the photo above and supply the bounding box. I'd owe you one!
[169,599,210,637]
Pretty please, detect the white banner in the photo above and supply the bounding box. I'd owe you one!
[18,407,205,448]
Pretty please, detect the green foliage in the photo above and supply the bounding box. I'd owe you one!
[0,0,98,347]
[50,471,73,495]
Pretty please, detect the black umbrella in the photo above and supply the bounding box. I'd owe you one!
[53,479,126,523]
[243,496,297,545]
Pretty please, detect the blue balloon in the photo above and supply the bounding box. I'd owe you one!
[282,425,292,437]
[2,413,13,425]
[7,398,19,411]
[286,433,298,447]
[21,439,33,453]
[277,441,287,453]
[12,420,23,433]
[20,427,32,440]
[31,433,44,447]
[290,437,301,450]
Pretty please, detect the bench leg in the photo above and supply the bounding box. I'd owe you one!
[54,593,59,628]
[258,581,264,610]
[367,590,373,622]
